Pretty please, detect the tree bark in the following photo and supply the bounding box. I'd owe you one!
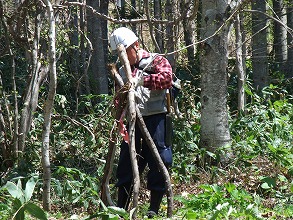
[18,7,47,154]
[199,0,231,159]
[273,0,287,67]
[154,0,163,51]
[116,44,140,216]
[181,0,198,64]
[235,13,246,113]
[165,0,176,68]
[285,0,293,77]
[144,0,161,53]
[251,0,269,91]
[0,74,10,165]
[42,0,57,211]
[88,0,109,95]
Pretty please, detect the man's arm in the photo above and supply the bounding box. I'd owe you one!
[143,56,173,90]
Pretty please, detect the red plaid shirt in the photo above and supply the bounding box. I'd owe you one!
[132,50,173,90]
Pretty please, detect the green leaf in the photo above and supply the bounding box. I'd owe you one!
[5,181,24,201]
[24,177,37,202]
[290,184,293,193]
[107,206,128,217]
[261,182,271,189]
[13,205,25,220]
[225,183,236,193]
[0,203,9,211]
[186,211,197,219]
[260,176,276,189]
[12,198,22,211]
[24,202,47,220]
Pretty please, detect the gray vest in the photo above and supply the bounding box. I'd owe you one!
[119,54,167,116]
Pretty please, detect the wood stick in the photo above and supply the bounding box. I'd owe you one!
[101,64,126,206]
[116,44,140,216]
[136,106,173,217]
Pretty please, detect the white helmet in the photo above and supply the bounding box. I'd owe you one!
[109,27,138,51]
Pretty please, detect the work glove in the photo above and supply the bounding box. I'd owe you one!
[132,69,144,88]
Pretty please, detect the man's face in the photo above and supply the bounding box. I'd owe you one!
[126,42,139,65]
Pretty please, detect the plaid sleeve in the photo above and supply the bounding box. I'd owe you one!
[143,55,173,90]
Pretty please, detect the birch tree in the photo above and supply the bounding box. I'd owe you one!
[199,0,232,162]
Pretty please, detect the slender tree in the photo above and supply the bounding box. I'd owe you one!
[181,0,199,64]
[285,0,293,77]
[42,0,57,211]
[154,0,163,51]
[235,13,246,112]
[165,0,176,68]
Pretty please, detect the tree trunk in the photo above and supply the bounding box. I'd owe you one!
[80,0,91,96]
[273,0,287,68]
[0,74,10,165]
[68,0,80,114]
[42,0,57,211]
[144,0,161,52]
[199,0,231,160]
[285,0,293,77]
[154,0,163,51]
[181,0,198,64]
[165,0,176,68]
[88,0,109,95]
[235,13,246,113]
[251,0,269,91]
[18,8,48,154]
[100,64,124,206]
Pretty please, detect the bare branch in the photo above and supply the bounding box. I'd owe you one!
[244,9,293,37]
[63,1,171,24]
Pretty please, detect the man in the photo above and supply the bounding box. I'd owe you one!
[109,27,173,218]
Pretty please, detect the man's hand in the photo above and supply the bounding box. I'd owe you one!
[132,70,144,88]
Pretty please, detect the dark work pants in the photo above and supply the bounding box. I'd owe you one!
[116,113,172,192]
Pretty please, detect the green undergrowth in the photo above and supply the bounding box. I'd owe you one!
[0,83,292,219]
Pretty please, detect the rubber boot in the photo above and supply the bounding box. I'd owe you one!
[117,183,132,210]
[147,190,164,218]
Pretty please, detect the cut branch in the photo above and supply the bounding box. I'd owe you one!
[100,64,126,206]
[136,106,173,218]
[116,44,140,216]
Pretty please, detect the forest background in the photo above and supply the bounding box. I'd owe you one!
[0,0,293,219]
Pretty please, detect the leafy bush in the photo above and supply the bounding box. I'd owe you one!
[0,176,47,220]
[175,183,264,219]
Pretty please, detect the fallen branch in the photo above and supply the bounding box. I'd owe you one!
[100,64,129,206]
[135,106,173,218]
[116,44,140,217]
